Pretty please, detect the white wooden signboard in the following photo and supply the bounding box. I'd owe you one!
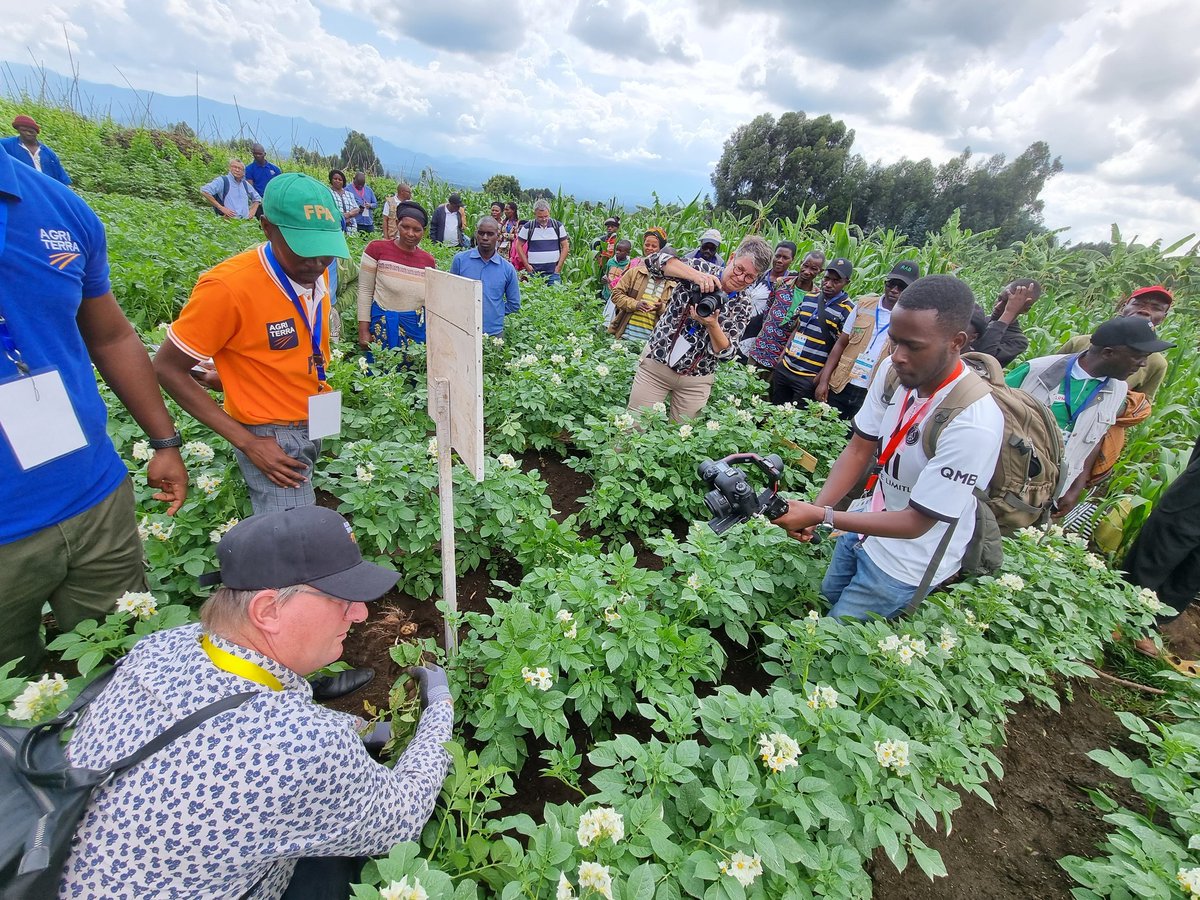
[425,270,485,480]
[423,269,485,652]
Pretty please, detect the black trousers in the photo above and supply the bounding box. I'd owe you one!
[769,365,817,406]
[1122,435,1200,620]
[828,384,867,421]
[280,857,365,900]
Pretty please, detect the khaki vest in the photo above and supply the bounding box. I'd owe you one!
[829,294,882,393]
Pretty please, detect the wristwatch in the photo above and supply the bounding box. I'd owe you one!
[820,506,836,529]
[147,430,183,450]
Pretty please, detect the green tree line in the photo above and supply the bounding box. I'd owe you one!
[711,111,1063,247]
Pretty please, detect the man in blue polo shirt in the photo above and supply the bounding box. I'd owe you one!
[0,148,188,674]
[244,143,282,204]
[450,216,521,334]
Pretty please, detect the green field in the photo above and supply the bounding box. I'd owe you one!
[3,97,1199,900]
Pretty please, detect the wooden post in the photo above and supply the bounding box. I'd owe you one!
[432,377,458,655]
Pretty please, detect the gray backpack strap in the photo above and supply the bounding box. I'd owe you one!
[899,517,959,617]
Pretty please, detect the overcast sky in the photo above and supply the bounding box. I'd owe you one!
[4,0,1198,245]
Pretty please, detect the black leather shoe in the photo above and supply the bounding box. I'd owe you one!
[310,667,375,701]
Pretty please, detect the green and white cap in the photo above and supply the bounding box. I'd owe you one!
[262,173,350,259]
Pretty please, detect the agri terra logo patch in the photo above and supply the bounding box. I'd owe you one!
[40,228,81,269]
[266,318,299,350]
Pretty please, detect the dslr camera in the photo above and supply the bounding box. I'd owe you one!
[698,453,790,534]
[693,291,724,319]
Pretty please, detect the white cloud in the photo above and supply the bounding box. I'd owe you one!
[1,0,1197,241]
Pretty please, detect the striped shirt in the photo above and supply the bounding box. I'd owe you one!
[778,290,854,378]
[357,241,437,319]
[518,219,568,273]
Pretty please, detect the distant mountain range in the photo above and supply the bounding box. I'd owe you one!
[0,63,709,205]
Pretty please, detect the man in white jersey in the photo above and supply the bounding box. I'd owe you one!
[773,275,1005,619]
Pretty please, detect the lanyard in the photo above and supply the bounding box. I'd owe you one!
[874,304,889,338]
[1061,354,1108,427]
[865,361,964,491]
[0,313,29,376]
[199,634,283,691]
[261,243,326,386]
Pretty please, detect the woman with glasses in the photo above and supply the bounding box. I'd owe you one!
[624,235,773,423]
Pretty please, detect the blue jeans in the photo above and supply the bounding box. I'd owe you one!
[535,271,562,285]
[822,532,917,620]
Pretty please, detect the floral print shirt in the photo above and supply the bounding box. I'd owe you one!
[60,624,453,900]
[640,251,752,377]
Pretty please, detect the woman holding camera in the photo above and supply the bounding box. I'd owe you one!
[625,236,772,422]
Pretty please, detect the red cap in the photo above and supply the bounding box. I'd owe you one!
[11,115,39,133]
[1128,285,1174,305]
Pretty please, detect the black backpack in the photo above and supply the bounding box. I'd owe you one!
[210,174,253,215]
[0,664,254,899]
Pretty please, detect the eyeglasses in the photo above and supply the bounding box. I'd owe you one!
[886,280,908,291]
[298,587,359,619]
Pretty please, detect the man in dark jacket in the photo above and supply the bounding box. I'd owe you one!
[430,193,467,246]
[967,279,1040,365]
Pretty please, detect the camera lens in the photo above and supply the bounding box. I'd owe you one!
[704,489,730,517]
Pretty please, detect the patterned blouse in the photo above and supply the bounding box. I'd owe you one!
[329,187,359,234]
[640,251,753,377]
[749,280,810,369]
[60,624,453,900]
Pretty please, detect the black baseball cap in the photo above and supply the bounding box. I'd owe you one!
[886,260,920,286]
[199,507,398,601]
[826,258,853,280]
[1091,317,1175,353]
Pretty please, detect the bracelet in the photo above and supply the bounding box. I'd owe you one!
[148,430,183,450]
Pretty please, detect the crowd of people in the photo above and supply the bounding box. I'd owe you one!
[1,111,1196,898]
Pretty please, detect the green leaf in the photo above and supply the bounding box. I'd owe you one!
[625,863,660,900]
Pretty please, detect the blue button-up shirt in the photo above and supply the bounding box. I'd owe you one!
[449,248,521,334]
[244,160,282,197]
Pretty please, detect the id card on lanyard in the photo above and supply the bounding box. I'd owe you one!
[261,245,342,440]
[0,201,89,469]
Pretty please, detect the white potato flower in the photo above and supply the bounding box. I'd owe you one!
[577,862,613,900]
[719,852,764,887]
[183,441,214,462]
[497,453,519,469]
[131,441,152,461]
[874,738,911,771]
[379,876,428,900]
[678,424,693,439]
[577,807,624,847]
[115,590,159,620]
[10,673,69,722]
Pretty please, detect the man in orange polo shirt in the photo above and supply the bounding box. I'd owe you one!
[155,173,349,515]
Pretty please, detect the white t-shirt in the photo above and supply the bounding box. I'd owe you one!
[845,302,892,389]
[442,208,460,246]
[852,357,1004,586]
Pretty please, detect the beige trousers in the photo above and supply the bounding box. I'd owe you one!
[626,358,715,423]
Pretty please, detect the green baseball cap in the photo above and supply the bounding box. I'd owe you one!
[261,173,350,259]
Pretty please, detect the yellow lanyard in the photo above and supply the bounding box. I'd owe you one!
[199,634,284,691]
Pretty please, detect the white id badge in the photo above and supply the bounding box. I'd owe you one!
[308,391,343,440]
[0,369,88,470]
[850,356,873,381]
[666,334,694,367]
[847,495,871,514]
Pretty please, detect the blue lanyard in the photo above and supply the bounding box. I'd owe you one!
[874,304,889,337]
[0,203,29,377]
[1061,354,1107,426]
[0,313,29,376]
[262,243,326,385]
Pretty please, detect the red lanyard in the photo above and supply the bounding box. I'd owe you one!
[865,361,963,491]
